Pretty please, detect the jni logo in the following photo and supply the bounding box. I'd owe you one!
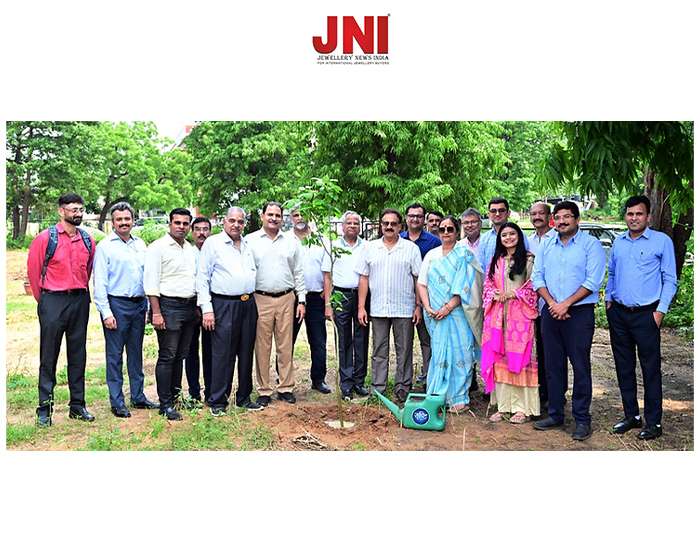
[313,16,389,54]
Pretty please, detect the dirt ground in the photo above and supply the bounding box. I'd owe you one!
[4,250,694,451]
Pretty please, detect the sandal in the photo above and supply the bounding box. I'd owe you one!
[449,404,468,414]
[489,411,504,423]
[509,412,528,424]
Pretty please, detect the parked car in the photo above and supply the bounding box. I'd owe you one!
[579,223,618,258]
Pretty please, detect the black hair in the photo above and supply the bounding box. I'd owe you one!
[58,193,84,206]
[380,208,403,224]
[488,197,509,210]
[427,210,444,219]
[169,208,192,222]
[438,215,460,233]
[191,216,211,229]
[624,195,651,214]
[405,203,426,216]
[552,200,580,219]
[488,222,528,281]
[261,201,283,215]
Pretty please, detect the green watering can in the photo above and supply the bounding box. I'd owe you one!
[374,390,446,431]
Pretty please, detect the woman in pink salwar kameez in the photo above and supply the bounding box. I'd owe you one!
[481,222,540,424]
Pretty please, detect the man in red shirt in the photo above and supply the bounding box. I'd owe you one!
[27,193,96,427]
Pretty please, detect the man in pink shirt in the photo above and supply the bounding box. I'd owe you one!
[27,193,96,427]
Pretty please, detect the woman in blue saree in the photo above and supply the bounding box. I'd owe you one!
[417,216,483,412]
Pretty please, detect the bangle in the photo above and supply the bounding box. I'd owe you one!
[325,303,331,306]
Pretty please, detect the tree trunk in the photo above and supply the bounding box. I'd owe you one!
[98,195,113,231]
[672,207,693,280]
[19,181,32,239]
[12,205,20,240]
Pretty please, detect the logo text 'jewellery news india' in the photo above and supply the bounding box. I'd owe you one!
[313,16,389,65]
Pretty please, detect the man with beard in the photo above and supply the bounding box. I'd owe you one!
[400,203,440,387]
[358,208,423,404]
[27,193,96,427]
[144,208,198,421]
[323,211,369,400]
[532,201,606,441]
[289,208,331,394]
[247,201,306,406]
[183,216,213,404]
[605,195,677,440]
[198,207,262,415]
[93,202,158,418]
[478,197,513,272]
[527,201,556,410]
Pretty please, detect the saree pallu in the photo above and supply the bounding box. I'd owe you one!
[480,256,540,415]
[424,247,480,408]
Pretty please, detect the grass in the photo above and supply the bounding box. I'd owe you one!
[7,424,38,445]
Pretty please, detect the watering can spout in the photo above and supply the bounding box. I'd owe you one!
[373,389,403,420]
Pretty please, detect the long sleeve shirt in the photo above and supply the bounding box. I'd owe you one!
[245,229,306,301]
[605,227,677,313]
[143,233,197,298]
[196,231,257,314]
[92,232,147,319]
[532,229,606,307]
[26,224,95,302]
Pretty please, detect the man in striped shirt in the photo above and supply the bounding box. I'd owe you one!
[357,208,423,404]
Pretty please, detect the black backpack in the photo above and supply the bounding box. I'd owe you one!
[41,225,93,283]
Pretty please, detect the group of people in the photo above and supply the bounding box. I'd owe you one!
[27,192,677,442]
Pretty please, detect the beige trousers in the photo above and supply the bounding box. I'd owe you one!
[254,292,296,396]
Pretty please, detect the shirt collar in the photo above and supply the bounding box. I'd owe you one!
[340,236,362,248]
[555,228,582,245]
[109,232,137,243]
[622,226,651,241]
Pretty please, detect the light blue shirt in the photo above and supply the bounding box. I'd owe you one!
[93,232,147,319]
[528,228,557,256]
[532,229,606,306]
[605,227,677,313]
[479,226,531,272]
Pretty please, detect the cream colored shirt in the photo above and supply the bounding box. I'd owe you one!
[143,233,197,298]
[245,229,306,301]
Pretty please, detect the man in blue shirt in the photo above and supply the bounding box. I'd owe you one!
[93,202,158,418]
[478,197,511,273]
[532,200,606,441]
[605,195,677,440]
[400,203,440,386]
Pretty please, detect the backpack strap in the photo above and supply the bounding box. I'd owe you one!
[40,226,93,284]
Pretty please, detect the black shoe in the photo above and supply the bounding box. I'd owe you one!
[237,399,263,411]
[159,406,182,421]
[533,416,564,431]
[611,416,642,435]
[638,424,663,440]
[311,381,332,394]
[210,406,227,417]
[131,398,159,410]
[111,405,131,418]
[394,389,408,404]
[256,395,272,408]
[572,423,592,441]
[342,390,353,401]
[36,410,52,428]
[353,385,370,397]
[278,392,297,404]
[69,407,95,422]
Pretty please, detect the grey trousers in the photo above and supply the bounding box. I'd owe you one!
[370,317,414,394]
[416,320,431,378]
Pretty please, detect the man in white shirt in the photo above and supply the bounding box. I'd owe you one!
[290,208,331,394]
[144,208,198,421]
[357,208,423,404]
[247,201,306,406]
[322,210,369,400]
[197,207,262,415]
[459,207,482,254]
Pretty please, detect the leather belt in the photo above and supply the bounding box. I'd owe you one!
[614,300,659,313]
[255,289,293,298]
[160,295,197,303]
[41,289,87,295]
[211,292,252,302]
[333,286,358,293]
[109,294,146,302]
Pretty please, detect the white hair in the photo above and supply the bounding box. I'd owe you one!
[341,210,362,224]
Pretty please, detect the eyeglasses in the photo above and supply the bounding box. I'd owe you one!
[406,214,424,219]
[489,208,507,214]
[438,226,456,234]
[553,214,575,221]
[462,219,479,226]
[63,207,85,214]
[381,221,399,227]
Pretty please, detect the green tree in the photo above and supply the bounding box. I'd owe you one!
[541,121,693,277]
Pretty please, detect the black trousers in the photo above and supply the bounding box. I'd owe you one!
[184,322,213,401]
[154,297,197,409]
[541,305,595,425]
[291,292,327,384]
[606,302,663,426]
[37,291,91,411]
[208,295,258,408]
[334,288,369,393]
[534,316,548,405]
